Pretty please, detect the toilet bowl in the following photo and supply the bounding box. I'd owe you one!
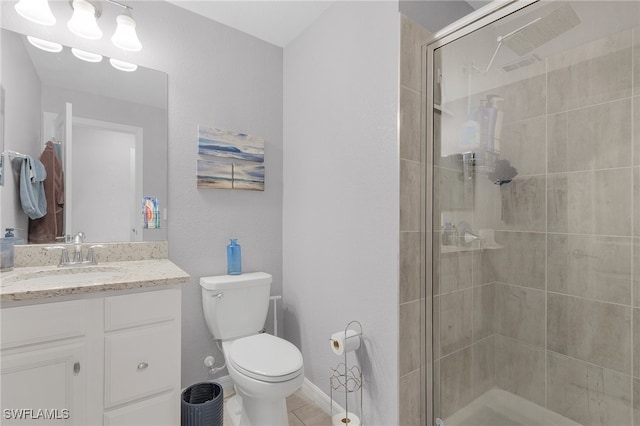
[223,334,304,425]
[200,273,304,426]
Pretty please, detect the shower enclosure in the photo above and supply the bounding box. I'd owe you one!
[427,1,640,425]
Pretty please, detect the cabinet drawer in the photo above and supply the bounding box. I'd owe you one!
[105,289,179,331]
[104,391,178,426]
[104,322,179,408]
[1,300,86,348]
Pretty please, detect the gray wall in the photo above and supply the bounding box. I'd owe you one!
[283,2,400,424]
[0,30,41,239]
[1,0,283,387]
[400,0,476,33]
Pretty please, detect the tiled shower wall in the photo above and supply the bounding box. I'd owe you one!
[435,25,640,425]
[399,14,430,426]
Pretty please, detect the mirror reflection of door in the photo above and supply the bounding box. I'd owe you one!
[70,117,143,243]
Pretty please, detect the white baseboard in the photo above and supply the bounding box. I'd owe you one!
[300,377,343,416]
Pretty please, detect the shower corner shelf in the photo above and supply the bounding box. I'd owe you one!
[329,320,363,425]
[439,241,503,254]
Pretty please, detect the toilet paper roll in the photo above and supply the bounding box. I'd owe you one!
[330,329,361,356]
[332,412,361,426]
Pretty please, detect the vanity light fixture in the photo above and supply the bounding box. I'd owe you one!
[15,0,142,52]
[109,58,137,72]
[14,0,56,26]
[111,12,142,52]
[67,0,103,40]
[27,36,63,53]
[71,47,103,63]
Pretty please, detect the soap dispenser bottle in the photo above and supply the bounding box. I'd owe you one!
[1,228,21,272]
[227,239,242,275]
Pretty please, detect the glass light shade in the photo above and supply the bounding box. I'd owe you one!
[71,48,103,63]
[27,36,62,53]
[111,15,142,52]
[67,0,102,40]
[109,58,137,72]
[14,0,56,26]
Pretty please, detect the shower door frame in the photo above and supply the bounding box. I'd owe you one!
[423,1,541,424]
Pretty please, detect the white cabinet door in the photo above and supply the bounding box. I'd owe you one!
[1,343,86,425]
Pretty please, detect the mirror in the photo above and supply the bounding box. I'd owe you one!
[0,28,168,244]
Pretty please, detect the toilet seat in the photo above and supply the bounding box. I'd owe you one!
[229,333,303,383]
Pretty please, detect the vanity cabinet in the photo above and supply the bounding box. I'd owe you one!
[1,299,87,425]
[1,287,181,426]
[103,290,181,425]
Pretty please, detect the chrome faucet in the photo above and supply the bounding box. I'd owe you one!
[46,232,102,267]
[462,230,481,244]
[72,232,85,263]
[456,221,482,246]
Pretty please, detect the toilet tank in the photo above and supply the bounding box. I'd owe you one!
[200,272,272,340]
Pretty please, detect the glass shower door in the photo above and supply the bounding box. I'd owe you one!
[431,1,640,425]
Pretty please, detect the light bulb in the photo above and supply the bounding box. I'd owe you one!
[27,36,62,53]
[71,48,103,63]
[14,0,56,26]
[67,0,102,40]
[110,58,137,72]
[111,14,142,52]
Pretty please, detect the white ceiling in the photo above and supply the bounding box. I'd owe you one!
[166,1,492,47]
[166,1,334,47]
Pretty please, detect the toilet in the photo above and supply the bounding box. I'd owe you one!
[200,272,304,426]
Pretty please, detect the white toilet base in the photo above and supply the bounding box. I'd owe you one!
[225,392,288,426]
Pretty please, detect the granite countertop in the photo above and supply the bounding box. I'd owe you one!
[1,259,190,302]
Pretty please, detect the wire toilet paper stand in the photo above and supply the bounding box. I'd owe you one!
[329,320,363,425]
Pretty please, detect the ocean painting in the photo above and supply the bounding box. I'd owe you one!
[198,125,264,163]
[233,163,265,191]
[197,160,264,191]
[197,160,233,189]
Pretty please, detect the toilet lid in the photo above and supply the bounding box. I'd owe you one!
[229,334,303,383]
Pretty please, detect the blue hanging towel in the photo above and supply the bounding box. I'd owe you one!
[20,155,47,219]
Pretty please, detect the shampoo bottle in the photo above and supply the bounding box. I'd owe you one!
[474,100,489,148]
[227,239,242,275]
[486,95,504,152]
[460,113,480,149]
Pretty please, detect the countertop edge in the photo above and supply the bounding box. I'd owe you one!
[1,259,190,303]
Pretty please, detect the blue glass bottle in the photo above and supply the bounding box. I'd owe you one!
[227,239,242,275]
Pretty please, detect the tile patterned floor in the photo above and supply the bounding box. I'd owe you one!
[223,389,332,426]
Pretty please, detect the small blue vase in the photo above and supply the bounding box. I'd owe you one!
[227,239,242,275]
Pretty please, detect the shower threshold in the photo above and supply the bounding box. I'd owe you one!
[443,388,582,426]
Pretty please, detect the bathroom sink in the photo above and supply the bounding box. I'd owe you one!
[3,266,125,286]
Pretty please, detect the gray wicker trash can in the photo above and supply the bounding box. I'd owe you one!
[181,382,223,426]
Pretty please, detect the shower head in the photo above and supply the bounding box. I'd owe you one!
[501,3,581,56]
[500,54,541,72]
[475,3,580,74]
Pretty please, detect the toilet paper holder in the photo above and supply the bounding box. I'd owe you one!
[329,320,363,426]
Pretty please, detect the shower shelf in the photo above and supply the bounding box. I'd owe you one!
[440,243,503,254]
[440,245,483,254]
[456,149,501,174]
